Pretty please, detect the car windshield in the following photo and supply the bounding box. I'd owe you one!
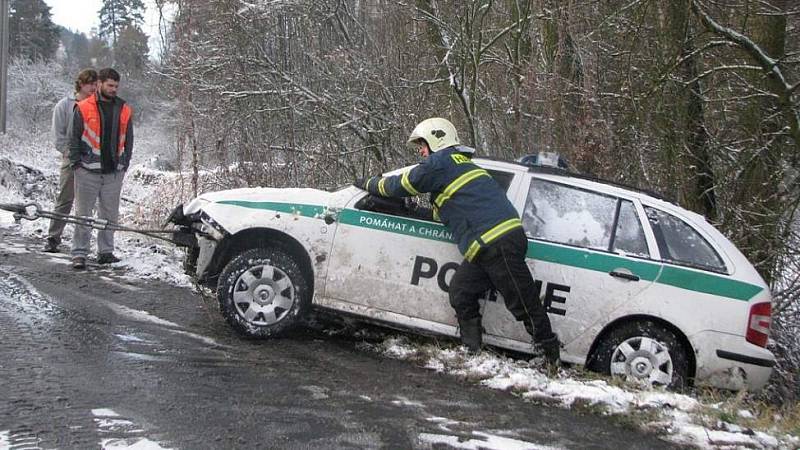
[328,164,420,193]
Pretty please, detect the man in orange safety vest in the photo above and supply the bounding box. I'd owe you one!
[68,68,134,270]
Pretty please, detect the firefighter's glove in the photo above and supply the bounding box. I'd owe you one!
[353,177,369,190]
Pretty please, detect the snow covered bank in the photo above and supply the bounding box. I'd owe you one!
[362,336,798,449]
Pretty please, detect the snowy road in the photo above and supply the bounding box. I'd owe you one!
[0,231,683,450]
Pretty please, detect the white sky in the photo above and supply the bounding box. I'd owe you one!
[44,0,104,34]
[43,0,172,56]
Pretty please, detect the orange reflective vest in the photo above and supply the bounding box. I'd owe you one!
[76,94,132,157]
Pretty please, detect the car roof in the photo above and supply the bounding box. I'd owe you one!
[475,156,719,226]
[473,156,669,202]
[392,156,706,228]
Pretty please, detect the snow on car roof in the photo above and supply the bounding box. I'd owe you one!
[474,156,669,202]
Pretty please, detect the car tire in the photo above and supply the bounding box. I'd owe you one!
[217,247,311,338]
[590,320,690,390]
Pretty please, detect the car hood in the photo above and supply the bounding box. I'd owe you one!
[182,186,363,236]
[186,186,359,214]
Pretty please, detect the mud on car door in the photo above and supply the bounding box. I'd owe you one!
[322,193,462,328]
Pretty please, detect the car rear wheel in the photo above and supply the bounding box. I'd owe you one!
[590,320,690,390]
[217,247,311,338]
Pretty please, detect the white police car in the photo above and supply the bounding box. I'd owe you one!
[169,155,775,391]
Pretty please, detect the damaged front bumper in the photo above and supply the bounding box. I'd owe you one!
[167,203,227,281]
[166,204,198,247]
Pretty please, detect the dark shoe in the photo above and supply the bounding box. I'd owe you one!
[72,257,86,270]
[457,317,483,354]
[43,238,60,253]
[533,334,561,366]
[97,253,121,264]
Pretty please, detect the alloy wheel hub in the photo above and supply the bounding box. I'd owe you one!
[630,356,654,378]
[609,336,674,386]
[254,284,275,305]
[232,264,296,326]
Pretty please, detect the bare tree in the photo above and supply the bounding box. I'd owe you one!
[154,0,800,401]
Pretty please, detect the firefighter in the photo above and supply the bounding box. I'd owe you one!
[354,118,559,363]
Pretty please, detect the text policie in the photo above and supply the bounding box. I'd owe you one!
[410,255,569,316]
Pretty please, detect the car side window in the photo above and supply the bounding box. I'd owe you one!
[644,206,727,272]
[523,178,616,251]
[612,200,649,257]
[355,195,434,221]
[486,169,514,192]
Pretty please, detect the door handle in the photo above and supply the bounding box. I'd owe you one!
[609,270,640,282]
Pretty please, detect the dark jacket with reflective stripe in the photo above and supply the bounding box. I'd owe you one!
[364,146,521,260]
[69,94,134,173]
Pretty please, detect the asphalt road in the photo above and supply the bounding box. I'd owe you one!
[0,229,684,449]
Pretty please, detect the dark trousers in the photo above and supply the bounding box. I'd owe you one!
[448,228,554,342]
[46,154,75,242]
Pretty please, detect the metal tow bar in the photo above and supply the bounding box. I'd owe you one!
[0,201,178,244]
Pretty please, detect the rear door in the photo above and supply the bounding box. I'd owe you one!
[502,175,663,357]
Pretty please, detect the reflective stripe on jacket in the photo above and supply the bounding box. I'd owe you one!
[363,146,522,261]
[69,93,133,172]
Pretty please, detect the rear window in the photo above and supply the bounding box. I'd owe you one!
[644,207,727,273]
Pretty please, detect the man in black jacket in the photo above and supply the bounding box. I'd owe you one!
[355,118,559,364]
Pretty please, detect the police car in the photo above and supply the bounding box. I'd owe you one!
[169,154,775,391]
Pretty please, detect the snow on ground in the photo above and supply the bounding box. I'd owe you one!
[362,336,798,449]
[1,128,798,450]
[0,123,195,289]
[93,409,172,450]
[419,431,564,450]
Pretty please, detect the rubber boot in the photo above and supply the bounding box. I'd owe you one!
[457,317,483,354]
[534,334,561,366]
[524,321,560,366]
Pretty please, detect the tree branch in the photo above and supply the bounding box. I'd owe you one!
[691,1,789,90]
[691,0,799,150]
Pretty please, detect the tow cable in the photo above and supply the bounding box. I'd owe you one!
[0,201,178,244]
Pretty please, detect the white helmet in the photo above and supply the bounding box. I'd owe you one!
[407,117,460,152]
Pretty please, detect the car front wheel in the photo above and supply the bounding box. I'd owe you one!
[217,247,310,338]
[590,320,690,390]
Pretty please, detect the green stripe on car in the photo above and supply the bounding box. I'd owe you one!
[527,241,761,301]
[217,200,325,218]
[657,265,762,301]
[338,209,454,242]
[216,201,763,301]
